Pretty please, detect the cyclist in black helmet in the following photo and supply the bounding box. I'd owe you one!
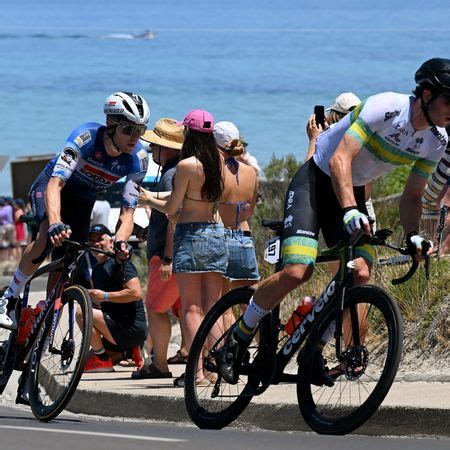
[217,58,450,386]
[0,92,151,329]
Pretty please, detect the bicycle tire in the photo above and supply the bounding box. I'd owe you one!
[185,286,264,429]
[28,285,93,421]
[297,284,403,435]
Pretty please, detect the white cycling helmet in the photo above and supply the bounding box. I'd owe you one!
[104,91,150,125]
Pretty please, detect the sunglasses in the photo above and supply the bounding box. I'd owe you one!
[114,121,147,137]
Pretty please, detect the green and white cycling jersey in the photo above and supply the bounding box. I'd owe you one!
[422,144,450,218]
[313,92,448,187]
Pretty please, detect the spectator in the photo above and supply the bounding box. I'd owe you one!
[13,198,27,260]
[305,92,361,161]
[132,118,185,380]
[139,109,226,387]
[90,191,111,228]
[80,224,148,372]
[0,196,16,261]
[214,121,260,294]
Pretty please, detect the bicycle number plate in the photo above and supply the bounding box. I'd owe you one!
[264,237,280,264]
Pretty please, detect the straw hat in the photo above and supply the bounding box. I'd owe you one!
[141,118,184,150]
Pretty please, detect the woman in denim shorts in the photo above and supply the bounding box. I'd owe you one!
[214,121,260,293]
[140,110,226,386]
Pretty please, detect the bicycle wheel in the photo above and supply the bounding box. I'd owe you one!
[297,284,403,435]
[28,285,93,421]
[185,286,265,429]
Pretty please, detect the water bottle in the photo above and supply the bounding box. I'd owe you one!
[284,296,315,336]
[16,301,46,345]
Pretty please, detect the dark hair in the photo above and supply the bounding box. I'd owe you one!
[181,130,223,202]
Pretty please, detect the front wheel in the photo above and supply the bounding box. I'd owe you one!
[297,284,403,435]
[28,285,93,421]
[185,286,266,430]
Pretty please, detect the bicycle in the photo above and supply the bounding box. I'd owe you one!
[0,237,116,421]
[184,219,430,435]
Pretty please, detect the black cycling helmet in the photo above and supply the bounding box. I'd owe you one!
[415,58,450,97]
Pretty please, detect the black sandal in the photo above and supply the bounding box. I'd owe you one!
[131,364,172,380]
[167,350,188,365]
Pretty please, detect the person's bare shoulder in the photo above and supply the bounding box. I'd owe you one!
[238,160,257,182]
[176,157,199,174]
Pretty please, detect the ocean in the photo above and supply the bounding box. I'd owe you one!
[0,0,449,196]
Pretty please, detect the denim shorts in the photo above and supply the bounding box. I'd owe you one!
[224,229,260,281]
[173,222,227,274]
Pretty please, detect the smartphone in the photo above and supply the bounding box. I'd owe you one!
[314,105,325,128]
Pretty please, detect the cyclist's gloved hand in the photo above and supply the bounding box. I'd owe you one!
[343,208,370,234]
[48,222,71,246]
[406,232,433,258]
[114,240,133,261]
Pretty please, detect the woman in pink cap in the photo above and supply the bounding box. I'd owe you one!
[139,109,226,387]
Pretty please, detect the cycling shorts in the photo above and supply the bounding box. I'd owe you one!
[281,158,375,266]
[29,173,95,259]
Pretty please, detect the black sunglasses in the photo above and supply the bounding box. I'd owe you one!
[114,121,147,137]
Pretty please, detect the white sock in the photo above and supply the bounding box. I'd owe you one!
[4,268,30,299]
[242,297,270,329]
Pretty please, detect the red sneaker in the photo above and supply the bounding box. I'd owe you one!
[131,346,143,370]
[85,353,114,373]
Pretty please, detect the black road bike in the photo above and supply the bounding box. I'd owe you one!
[184,220,430,435]
[0,238,115,421]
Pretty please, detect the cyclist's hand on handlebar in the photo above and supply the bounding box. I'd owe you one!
[406,232,433,262]
[47,222,72,246]
[114,240,133,262]
[343,208,371,235]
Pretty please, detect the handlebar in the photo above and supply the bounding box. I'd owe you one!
[356,228,431,285]
[32,238,117,265]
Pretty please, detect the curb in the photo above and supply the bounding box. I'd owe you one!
[65,386,450,436]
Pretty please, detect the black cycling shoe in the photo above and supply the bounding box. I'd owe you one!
[215,328,250,385]
[310,351,335,387]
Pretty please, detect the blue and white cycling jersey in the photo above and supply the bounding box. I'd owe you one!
[42,122,148,209]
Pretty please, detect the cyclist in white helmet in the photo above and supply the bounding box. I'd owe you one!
[0,92,150,329]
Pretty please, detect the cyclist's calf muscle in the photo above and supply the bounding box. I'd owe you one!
[18,220,50,277]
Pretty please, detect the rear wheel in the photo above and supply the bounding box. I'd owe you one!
[184,287,267,429]
[297,285,402,435]
[28,285,92,421]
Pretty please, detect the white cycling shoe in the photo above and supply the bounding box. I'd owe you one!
[0,296,17,330]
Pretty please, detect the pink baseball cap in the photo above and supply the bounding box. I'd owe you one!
[181,109,214,133]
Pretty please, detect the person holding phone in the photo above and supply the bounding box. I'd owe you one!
[305,93,361,161]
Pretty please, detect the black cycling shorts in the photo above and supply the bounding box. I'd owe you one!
[29,173,95,259]
[281,158,374,266]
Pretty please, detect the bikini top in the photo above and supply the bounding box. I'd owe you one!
[219,157,250,229]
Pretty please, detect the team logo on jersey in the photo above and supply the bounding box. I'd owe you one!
[286,191,295,209]
[61,147,78,164]
[284,215,293,228]
[137,149,149,171]
[431,126,447,147]
[384,110,400,121]
[386,132,401,144]
[74,131,92,148]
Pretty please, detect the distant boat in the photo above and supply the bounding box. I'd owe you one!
[103,30,156,40]
[135,30,156,40]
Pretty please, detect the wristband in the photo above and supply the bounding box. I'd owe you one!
[104,292,109,302]
[162,256,173,264]
[343,205,358,214]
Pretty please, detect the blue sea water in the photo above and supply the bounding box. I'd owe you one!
[0,0,449,195]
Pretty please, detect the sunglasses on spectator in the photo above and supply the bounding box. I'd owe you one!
[114,121,147,137]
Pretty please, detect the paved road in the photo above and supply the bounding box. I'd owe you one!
[0,404,448,450]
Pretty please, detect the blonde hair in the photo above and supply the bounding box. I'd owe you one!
[224,138,245,156]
